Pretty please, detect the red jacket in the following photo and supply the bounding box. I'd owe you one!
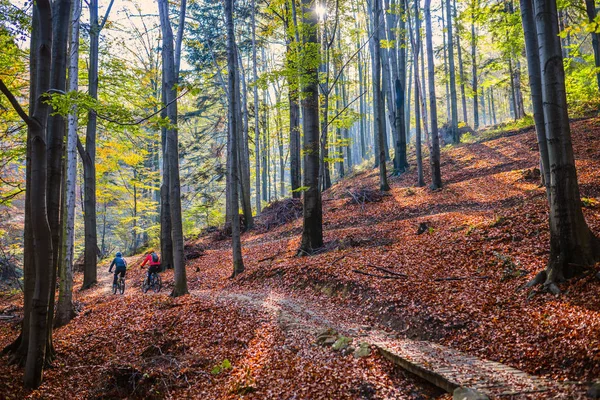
[141,253,161,267]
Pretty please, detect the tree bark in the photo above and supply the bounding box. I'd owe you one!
[446,0,460,142]
[82,0,100,289]
[471,1,479,129]
[520,0,549,187]
[425,0,442,189]
[532,0,600,289]
[455,0,468,125]
[236,50,254,228]
[585,0,600,91]
[252,0,262,209]
[410,0,424,187]
[55,0,81,328]
[20,0,54,388]
[158,0,188,296]
[225,0,245,276]
[371,0,390,191]
[299,0,323,253]
[395,0,408,173]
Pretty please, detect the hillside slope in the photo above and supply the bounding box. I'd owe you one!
[1,119,599,399]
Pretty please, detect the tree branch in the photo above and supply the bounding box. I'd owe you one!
[326,90,366,129]
[95,89,189,126]
[0,79,32,125]
[99,0,116,31]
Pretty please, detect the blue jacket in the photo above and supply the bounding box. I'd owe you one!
[109,256,127,271]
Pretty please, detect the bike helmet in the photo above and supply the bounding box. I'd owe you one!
[116,252,122,257]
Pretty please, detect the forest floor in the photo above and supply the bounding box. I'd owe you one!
[1,118,600,399]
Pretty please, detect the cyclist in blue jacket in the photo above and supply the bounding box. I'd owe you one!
[108,252,127,285]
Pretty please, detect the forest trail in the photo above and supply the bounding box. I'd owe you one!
[191,288,580,398]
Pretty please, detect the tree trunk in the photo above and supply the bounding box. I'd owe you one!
[158,0,188,296]
[395,0,408,173]
[224,0,245,276]
[520,0,550,187]
[236,51,254,228]
[160,91,173,269]
[372,0,390,191]
[299,0,323,253]
[82,0,99,289]
[252,0,262,210]
[442,0,450,123]
[514,60,525,118]
[55,0,80,328]
[471,2,479,129]
[446,0,460,142]
[355,16,367,161]
[508,58,518,120]
[410,0,425,187]
[532,0,600,289]
[425,0,442,189]
[454,0,468,125]
[490,86,497,124]
[585,0,600,91]
[21,0,53,388]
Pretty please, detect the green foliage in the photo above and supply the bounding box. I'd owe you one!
[211,359,232,375]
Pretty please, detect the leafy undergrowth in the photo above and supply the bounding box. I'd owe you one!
[1,118,600,398]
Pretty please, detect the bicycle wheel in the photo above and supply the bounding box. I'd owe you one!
[153,274,162,293]
[119,279,125,294]
[142,277,150,293]
[112,282,117,294]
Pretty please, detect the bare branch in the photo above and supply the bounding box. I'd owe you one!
[0,79,32,125]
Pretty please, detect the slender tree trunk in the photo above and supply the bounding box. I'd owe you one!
[158,0,188,295]
[480,89,487,126]
[409,0,425,187]
[454,0,468,124]
[372,0,390,191]
[252,0,262,210]
[446,0,460,142]
[515,59,525,118]
[442,0,450,123]
[395,0,408,173]
[236,51,254,228]
[491,87,497,124]
[471,2,479,129]
[355,16,367,160]
[289,2,302,199]
[341,72,352,172]
[299,0,323,253]
[585,0,600,91]
[225,0,245,276]
[56,0,81,328]
[508,58,518,120]
[82,0,100,289]
[520,0,550,186]
[425,0,442,189]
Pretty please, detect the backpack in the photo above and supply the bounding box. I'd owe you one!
[115,257,126,268]
[151,252,159,263]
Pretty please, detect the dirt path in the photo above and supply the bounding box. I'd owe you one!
[191,288,586,399]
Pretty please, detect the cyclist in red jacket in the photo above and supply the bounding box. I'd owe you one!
[140,250,161,285]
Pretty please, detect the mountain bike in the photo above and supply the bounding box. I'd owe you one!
[113,274,125,295]
[142,272,161,293]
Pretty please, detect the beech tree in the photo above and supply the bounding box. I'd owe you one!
[299,0,323,254]
[158,0,188,296]
[523,0,600,293]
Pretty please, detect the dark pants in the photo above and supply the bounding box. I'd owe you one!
[113,268,126,285]
[147,265,160,281]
